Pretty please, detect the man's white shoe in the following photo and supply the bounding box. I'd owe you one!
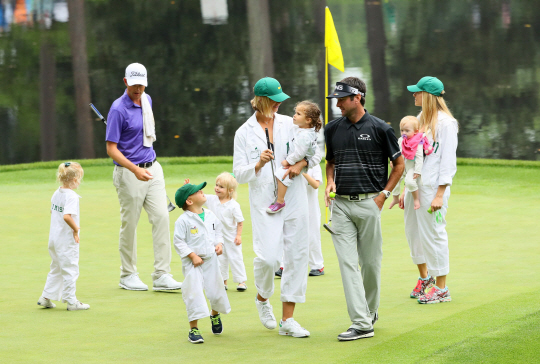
[119,273,148,291]
[37,296,56,308]
[67,301,90,311]
[153,273,182,291]
[255,298,277,330]
[279,318,310,338]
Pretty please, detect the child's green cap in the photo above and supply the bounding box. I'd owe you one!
[175,182,206,207]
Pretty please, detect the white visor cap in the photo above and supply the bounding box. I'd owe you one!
[125,63,148,87]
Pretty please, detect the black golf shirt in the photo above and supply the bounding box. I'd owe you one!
[324,110,401,195]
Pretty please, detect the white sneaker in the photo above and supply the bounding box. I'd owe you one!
[279,318,310,338]
[119,273,148,291]
[37,296,55,308]
[255,298,277,330]
[67,301,90,311]
[153,273,182,291]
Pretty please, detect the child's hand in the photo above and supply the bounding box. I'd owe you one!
[190,254,203,267]
[281,160,291,167]
[73,230,80,244]
[413,173,420,179]
[215,243,223,255]
[234,235,242,246]
[184,178,190,185]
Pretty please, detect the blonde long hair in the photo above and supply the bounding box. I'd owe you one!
[251,95,274,119]
[419,92,458,142]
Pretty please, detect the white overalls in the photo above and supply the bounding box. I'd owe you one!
[233,113,323,302]
[173,209,231,322]
[205,195,247,283]
[305,165,324,270]
[404,112,458,277]
[41,188,81,305]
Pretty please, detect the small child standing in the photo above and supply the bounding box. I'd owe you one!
[173,182,231,344]
[303,164,325,276]
[267,101,322,213]
[389,116,432,210]
[204,173,247,292]
[37,162,90,311]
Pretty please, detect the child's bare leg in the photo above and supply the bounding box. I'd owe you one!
[388,195,400,209]
[223,279,227,285]
[276,179,287,204]
[189,319,199,329]
[412,190,420,210]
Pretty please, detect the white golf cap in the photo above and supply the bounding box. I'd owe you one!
[125,63,148,86]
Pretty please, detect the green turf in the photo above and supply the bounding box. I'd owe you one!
[0,161,539,363]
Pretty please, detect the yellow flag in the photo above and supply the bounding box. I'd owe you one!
[325,7,344,72]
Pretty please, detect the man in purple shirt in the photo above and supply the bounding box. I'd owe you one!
[106,63,181,292]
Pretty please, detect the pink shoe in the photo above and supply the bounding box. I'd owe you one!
[418,286,451,304]
[410,276,435,298]
[266,201,286,214]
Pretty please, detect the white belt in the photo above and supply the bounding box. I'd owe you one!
[337,192,379,201]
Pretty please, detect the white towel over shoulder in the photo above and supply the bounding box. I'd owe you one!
[141,92,156,147]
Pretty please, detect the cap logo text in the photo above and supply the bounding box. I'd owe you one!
[130,71,146,78]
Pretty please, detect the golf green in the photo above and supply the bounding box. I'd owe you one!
[1,159,538,363]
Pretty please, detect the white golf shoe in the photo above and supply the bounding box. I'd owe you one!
[279,318,310,338]
[67,301,90,311]
[255,298,277,330]
[37,296,56,308]
[153,273,182,291]
[119,273,148,291]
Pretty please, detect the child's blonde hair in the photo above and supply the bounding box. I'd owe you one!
[400,116,420,131]
[57,162,84,189]
[216,172,238,200]
[296,101,323,132]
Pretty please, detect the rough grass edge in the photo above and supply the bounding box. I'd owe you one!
[1,156,539,173]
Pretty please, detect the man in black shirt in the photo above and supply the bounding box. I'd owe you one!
[324,77,404,341]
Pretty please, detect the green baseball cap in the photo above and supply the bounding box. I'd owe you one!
[254,77,290,102]
[407,76,444,96]
[175,182,206,207]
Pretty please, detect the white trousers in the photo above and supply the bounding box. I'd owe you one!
[218,239,247,283]
[308,194,323,270]
[42,237,79,304]
[404,185,450,277]
[113,161,171,279]
[181,254,231,322]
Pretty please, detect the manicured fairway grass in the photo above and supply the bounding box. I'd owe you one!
[1,158,539,363]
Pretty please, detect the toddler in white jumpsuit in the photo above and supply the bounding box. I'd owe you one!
[203,173,247,292]
[267,101,322,213]
[173,182,231,344]
[37,162,90,311]
[389,116,433,210]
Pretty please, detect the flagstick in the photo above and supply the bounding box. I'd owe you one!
[324,45,329,225]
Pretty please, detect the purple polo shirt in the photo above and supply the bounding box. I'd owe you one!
[106,91,156,166]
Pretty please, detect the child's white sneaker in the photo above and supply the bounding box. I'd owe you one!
[255,297,277,330]
[37,296,55,308]
[67,301,90,311]
[279,318,310,337]
[119,273,148,291]
[152,273,182,291]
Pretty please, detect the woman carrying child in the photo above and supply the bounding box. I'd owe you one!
[233,77,322,338]
[401,76,458,304]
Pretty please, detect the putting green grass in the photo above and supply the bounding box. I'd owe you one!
[1,159,539,363]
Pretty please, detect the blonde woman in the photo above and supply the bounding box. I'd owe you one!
[233,77,322,337]
[401,76,458,304]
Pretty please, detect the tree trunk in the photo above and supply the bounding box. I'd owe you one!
[246,0,274,82]
[67,0,95,158]
[365,0,390,119]
[39,36,56,161]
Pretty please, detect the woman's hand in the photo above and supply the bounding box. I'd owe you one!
[234,235,242,246]
[282,159,306,181]
[255,149,274,173]
[431,195,444,212]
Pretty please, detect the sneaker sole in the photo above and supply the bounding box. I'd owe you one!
[309,272,324,276]
[188,338,204,343]
[152,286,182,291]
[261,321,277,330]
[418,297,452,304]
[67,307,90,311]
[266,209,283,214]
[279,331,310,338]
[237,288,247,291]
[37,302,55,308]
[119,283,148,291]
[337,332,374,341]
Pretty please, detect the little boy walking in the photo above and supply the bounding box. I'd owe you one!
[173,182,231,344]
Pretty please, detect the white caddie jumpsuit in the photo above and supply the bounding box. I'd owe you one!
[404,111,458,277]
[233,112,322,302]
[41,188,81,305]
[173,209,231,322]
[305,164,324,270]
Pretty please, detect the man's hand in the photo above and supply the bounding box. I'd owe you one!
[215,243,223,255]
[325,181,336,207]
[73,230,80,244]
[134,167,153,181]
[234,235,242,246]
[190,253,203,267]
[373,193,385,211]
[282,159,306,181]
